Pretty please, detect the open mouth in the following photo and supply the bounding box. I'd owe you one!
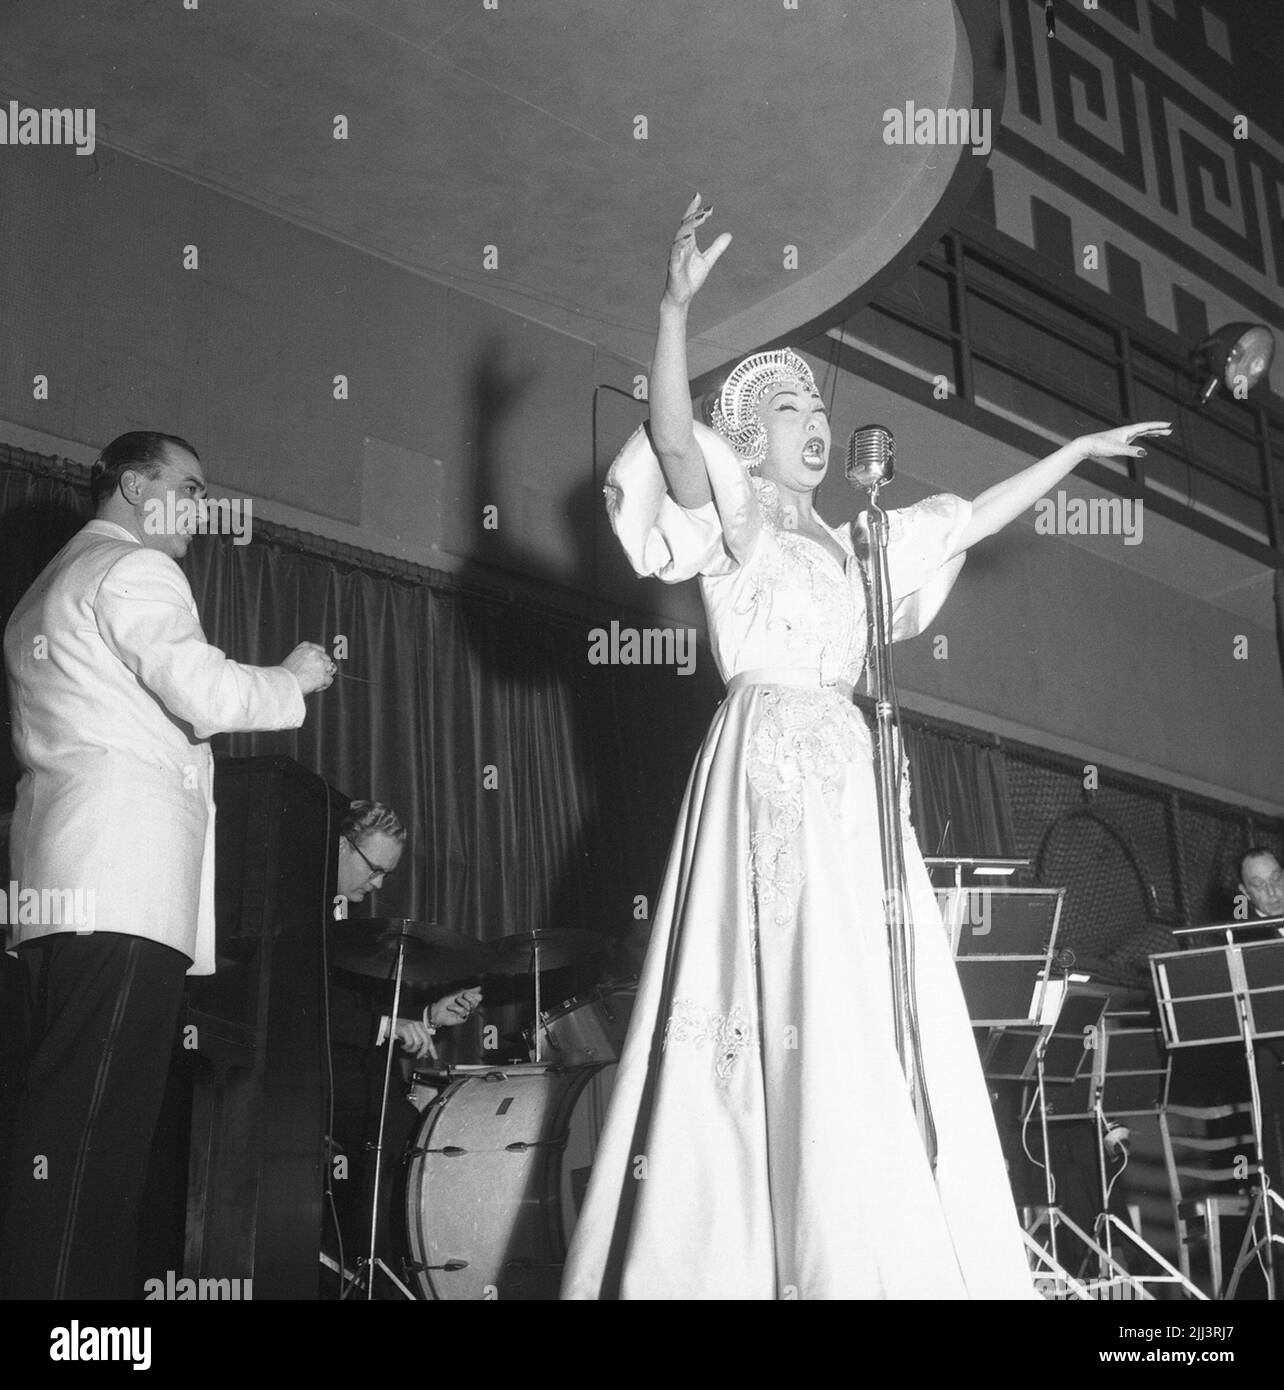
[802,439,827,464]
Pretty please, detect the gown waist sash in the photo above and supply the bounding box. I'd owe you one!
[724,667,856,702]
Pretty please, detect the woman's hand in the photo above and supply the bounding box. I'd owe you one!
[663,193,732,309]
[1071,421,1171,465]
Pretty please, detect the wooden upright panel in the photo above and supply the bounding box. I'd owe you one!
[185,755,346,1299]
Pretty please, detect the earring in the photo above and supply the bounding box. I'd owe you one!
[742,429,767,472]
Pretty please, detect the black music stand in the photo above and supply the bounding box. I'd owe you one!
[990,987,1122,1298]
[1041,1010,1204,1298]
[1022,1007,1200,1299]
[939,886,1098,1294]
[943,886,1201,1299]
[1152,937,1284,1299]
[981,987,1106,1085]
[1043,1011,1171,1123]
[937,886,1063,1027]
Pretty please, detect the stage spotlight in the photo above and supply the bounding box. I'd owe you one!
[1194,322,1276,406]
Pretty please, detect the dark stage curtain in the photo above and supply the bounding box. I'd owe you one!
[0,459,92,803]
[0,449,720,957]
[185,538,721,944]
[903,724,1018,860]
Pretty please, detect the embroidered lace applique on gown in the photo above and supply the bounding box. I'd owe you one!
[562,423,1036,1300]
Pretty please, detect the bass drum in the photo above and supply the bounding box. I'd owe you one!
[404,1063,616,1300]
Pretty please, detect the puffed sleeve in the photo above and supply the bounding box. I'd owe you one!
[604,422,760,583]
[862,493,972,641]
[94,547,307,740]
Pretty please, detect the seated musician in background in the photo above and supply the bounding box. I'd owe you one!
[327,799,481,1287]
[1230,845,1284,1197]
[1238,847,1284,924]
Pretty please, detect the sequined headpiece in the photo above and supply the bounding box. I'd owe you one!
[709,348,819,469]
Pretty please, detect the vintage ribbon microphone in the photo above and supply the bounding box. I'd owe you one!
[846,424,938,1170]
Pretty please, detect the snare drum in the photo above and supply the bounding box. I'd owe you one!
[525,983,637,1065]
[403,1062,616,1300]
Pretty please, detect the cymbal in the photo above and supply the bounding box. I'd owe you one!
[485,928,607,976]
[332,917,495,985]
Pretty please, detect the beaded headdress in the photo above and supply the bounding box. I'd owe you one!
[708,348,818,469]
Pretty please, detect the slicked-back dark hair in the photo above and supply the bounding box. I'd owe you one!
[340,800,408,846]
[89,431,199,507]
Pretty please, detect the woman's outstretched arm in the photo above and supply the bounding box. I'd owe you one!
[649,194,732,509]
[954,421,1171,552]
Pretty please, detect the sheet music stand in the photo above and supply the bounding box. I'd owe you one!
[939,885,1113,1294]
[1043,1011,1172,1123]
[1152,938,1284,1298]
[985,987,1124,1297]
[925,856,1030,888]
[980,986,1105,1084]
[937,886,1063,1027]
[1020,1006,1198,1298]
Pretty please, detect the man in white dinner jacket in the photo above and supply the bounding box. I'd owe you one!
[0,430,335,1299]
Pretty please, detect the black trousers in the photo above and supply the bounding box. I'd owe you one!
[0,932,187,1300]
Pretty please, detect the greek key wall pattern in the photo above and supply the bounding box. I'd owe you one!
[982,0,1284,391]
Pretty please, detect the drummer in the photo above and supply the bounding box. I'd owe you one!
[328,799,482,1290]
[334,800,482,1056]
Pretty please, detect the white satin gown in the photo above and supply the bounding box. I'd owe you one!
[561,423,1037,1300]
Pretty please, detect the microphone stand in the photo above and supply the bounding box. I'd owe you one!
[860,483,938,1171]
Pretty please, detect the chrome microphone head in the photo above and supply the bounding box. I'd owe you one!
[845,424,895,490]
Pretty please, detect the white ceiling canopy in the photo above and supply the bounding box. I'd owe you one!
[0,0,1001,371]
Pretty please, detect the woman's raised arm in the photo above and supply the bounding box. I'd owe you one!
[649,195,732,509]
[954,421,1171,552]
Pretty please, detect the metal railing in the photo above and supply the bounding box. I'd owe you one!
[822,218,1284,568]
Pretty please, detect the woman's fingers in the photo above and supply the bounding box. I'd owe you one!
[1081,421,1172,458]
[704,231,733,266]
[667,197,729,300]
[677,196,713,236]
[675,215,711,247]
[1121,421,1171,453]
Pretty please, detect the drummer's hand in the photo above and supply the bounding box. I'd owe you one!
[429,987,483,1029]
[393,1020,438,1061]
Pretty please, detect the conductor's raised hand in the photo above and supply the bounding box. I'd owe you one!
[283,641,336,694]
[1072,421,1171,464]
[663,193,732,309]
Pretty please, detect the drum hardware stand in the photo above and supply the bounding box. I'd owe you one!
[357,923,414,1301]
[320,1249,417,1301]
[852,438,937,1169]
[533,935,545,1062]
